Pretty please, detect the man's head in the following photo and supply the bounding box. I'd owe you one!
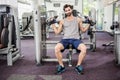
[63,4,73,17]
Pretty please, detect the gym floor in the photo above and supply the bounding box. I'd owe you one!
[0,32,120,80]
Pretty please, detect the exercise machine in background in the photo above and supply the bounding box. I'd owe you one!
[114,3,120,65]
[102,2,120,65]
[0,5,21,66]
[102,22,118,51]
[20,12,34,38]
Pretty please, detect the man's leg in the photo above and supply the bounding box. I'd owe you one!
[77,43,87,66]
[54,43,66,74]
[75,43,87,74]
[55,43,64,67]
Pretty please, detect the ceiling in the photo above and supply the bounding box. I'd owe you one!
[18,0,119,6]
[18,0,78,5]
[18,0,32,5]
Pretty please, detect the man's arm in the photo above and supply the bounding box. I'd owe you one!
[78,18,90,33]
[51,20,63,35]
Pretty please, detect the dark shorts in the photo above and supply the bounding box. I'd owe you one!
[59,39,83,52]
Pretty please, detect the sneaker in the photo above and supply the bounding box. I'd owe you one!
[75,65,84,74]
[56,65,65,74]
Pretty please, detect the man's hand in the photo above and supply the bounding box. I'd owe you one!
[46,17,58,26]
[51,24,56,30]
[83,16,96,26]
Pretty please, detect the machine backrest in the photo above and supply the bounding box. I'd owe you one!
[0,14,9,48]
[0,13,17,49]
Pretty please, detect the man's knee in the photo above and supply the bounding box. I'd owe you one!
[55,46,61,53]
[81,47,87,54]
[78,44,87,54]
[55,43,64,53]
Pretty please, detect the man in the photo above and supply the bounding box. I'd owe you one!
[52,4,90,74]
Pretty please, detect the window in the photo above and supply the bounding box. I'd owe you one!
[53,3,60,7]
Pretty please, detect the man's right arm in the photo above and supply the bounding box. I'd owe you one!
[52,20,63,35]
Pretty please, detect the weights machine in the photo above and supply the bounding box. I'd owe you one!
[0,5,21,66]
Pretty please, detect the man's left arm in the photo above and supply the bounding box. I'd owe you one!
[78,18,90,33]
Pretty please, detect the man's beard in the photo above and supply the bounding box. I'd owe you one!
[66,13,72,17]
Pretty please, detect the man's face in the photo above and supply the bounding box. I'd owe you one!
[64,7,72,17]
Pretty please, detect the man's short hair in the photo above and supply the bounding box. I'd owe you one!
[63,4,73,11]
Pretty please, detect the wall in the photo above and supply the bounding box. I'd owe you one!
[18,3,32,19]
[103,4,113,32]
[45,0,83,20]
